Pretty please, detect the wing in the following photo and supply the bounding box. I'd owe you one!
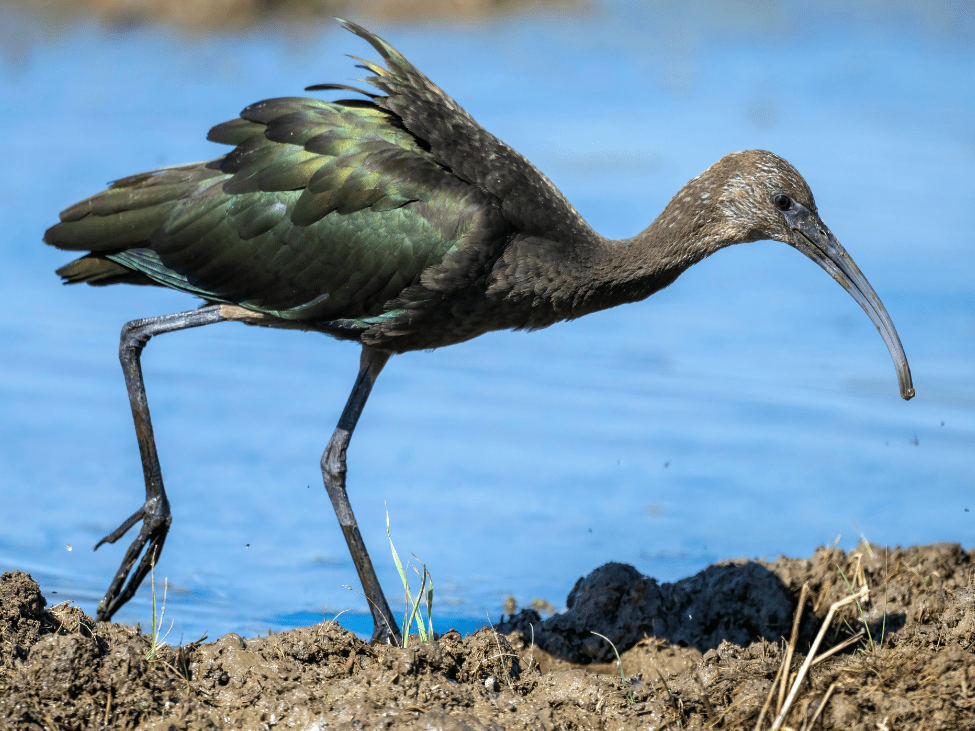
[322,20,595,247]
[46,96,498,324]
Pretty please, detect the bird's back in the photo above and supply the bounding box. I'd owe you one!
[45,21,599,352]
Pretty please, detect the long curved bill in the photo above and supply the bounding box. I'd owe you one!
[785,206,914,400]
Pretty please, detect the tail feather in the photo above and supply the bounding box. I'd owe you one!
[44,162,226,252]
[55,254,153,286]
[45,203,171,251]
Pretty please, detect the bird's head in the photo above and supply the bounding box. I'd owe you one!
[673,149,915,400]
[705,149,816,246]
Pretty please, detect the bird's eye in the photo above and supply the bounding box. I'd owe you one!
[773,194,792,211]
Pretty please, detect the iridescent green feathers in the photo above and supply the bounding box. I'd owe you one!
[209,96,438,222]
[45,20,599,346]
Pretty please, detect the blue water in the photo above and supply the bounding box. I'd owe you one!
[1,1,973,642]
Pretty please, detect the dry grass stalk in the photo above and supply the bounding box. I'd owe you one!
[810,631,865,667]
[754,582,809,731]
[778,583,810,714]
[799,682,837,731]
[753,647,787,731]
[769,584,869,731]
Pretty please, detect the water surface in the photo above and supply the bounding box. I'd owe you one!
[1,1,973,640]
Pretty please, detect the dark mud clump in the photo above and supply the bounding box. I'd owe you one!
[1,542,973,729]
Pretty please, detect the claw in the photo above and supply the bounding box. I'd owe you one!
[94,500,171,623]
[94,506,146,550]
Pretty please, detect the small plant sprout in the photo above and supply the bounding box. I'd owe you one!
[485,613,517,694]
[386,509,433,647]
[145,563,174,663]
[653,666,683,723]
[852,521,874,558]
[838,565,877,652]
[591,631,634,705]
[321,607,350,630]
[483,611,530,694]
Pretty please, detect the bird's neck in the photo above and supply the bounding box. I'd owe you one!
[487,189,730,327]
[568,212,723,317]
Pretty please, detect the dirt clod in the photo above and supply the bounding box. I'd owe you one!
[1,543,973,729]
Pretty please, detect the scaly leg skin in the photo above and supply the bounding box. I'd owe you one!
[321,345,400,644]
[95,305,228,623]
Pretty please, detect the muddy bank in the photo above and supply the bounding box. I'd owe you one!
[1,542,973,729]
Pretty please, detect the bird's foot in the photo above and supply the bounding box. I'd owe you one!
[93,496,171,623]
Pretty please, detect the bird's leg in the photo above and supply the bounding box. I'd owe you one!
[321,345,398,644]
[95,304,228,622]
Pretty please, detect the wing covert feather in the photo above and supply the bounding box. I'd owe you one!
[335,19,595,246]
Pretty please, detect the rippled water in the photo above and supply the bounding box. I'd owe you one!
[1,1,973,640]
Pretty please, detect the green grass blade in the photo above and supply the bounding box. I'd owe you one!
[424,567,434,640]
[147,569,159,661]
[386,509,436,646]
[591,631,634,704]
[410,560,433,642]
[389,509,431,646]
[838,566,874,652]
[406,570,427,642]
[386,511,410,592]
[386,510,413,645]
